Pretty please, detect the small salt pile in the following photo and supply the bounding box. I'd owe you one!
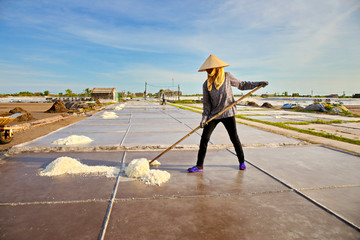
[101,111,118,119]
[39,156,120,177]
[52,135,93,145]
[114,104,125,110]
[125,158,170,186]
[150,160,161,166]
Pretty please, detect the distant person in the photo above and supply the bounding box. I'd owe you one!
[187,54,268,172]
[161,93,166,105]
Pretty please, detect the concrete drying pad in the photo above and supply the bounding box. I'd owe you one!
[244,145,360,189]
[300,187,360,228]
[122,130,201,146]
[116,150,288,199]
[20,132,125,147]
[1,101,360,239]
[244,145,360,227]
[128,123,192,132]
[0,202,108,240]
[0,152,124,203]
[56,123,129,133]
[1,149,359,239]
[107,191,357,239]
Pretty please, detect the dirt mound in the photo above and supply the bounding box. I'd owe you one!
[293,106,304,110]
[247,101,259,107]
[46,100,68,113]
[9,107,34,122]
[261,102,273,108]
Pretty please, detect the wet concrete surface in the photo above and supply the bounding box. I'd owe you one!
[244,145,360,189]
[22,132,125,147]
[0,202,108,240]
[116,150,288,199]
[107,192,357,240]
[300,187,360,228]
[1,101,359,239]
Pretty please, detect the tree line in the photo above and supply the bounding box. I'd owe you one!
[0,88,92,97]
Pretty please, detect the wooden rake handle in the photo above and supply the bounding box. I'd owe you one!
[149,85,264,164]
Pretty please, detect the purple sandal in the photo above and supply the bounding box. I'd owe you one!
[187,166,203,173]
[239,163,246,171]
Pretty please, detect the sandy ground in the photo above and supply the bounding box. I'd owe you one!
[289,122,360,140]
[0,103,86,152]
[345,105,360,115]
[0,102,64,122]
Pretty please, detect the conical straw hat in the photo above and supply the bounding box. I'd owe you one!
[198,54,230,72]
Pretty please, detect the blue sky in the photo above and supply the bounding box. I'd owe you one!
[0,0,359,96]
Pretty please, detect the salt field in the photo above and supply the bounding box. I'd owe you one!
[1,100,359,239]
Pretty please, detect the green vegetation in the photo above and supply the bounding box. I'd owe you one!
[104,102,115,105]
[289,108,360,118]
[171,103,203,110]
[0,88,93,97]
[172,100,198,104]
[268,119,344,125]
[237,108,276,111]
[167,103,202,113]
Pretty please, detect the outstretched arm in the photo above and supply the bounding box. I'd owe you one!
[227,72,268,90]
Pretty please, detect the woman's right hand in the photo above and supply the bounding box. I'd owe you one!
[200,116,208,128]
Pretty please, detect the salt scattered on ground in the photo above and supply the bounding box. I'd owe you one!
[39,156,120,177]
[125,158,170,185]
[140,169,170,186]
[52,135,93,145]
[101,111,118,119]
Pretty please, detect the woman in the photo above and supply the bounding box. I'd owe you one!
[188,54,268,173]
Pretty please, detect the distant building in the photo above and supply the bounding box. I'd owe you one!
[353,94,360,98]
[325,94,338,98]
[135,92,144,97]
[156,89,182,98]
[91,88,117,101]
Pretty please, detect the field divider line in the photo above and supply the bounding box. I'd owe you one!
[120,113,132,146]
[0,198,109,206]
[98,151,127,240]
[113,189,293,202]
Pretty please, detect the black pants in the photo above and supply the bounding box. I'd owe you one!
[197,116,245,167]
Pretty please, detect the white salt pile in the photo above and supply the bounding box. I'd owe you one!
[39,156,120,177]
[114,104,125,110]
[101,111,118,119]
[125,158,170,186]
[52,135,93,145]
[149,159,161,166]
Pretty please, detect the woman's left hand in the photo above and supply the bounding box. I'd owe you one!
[259,81,268,87]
